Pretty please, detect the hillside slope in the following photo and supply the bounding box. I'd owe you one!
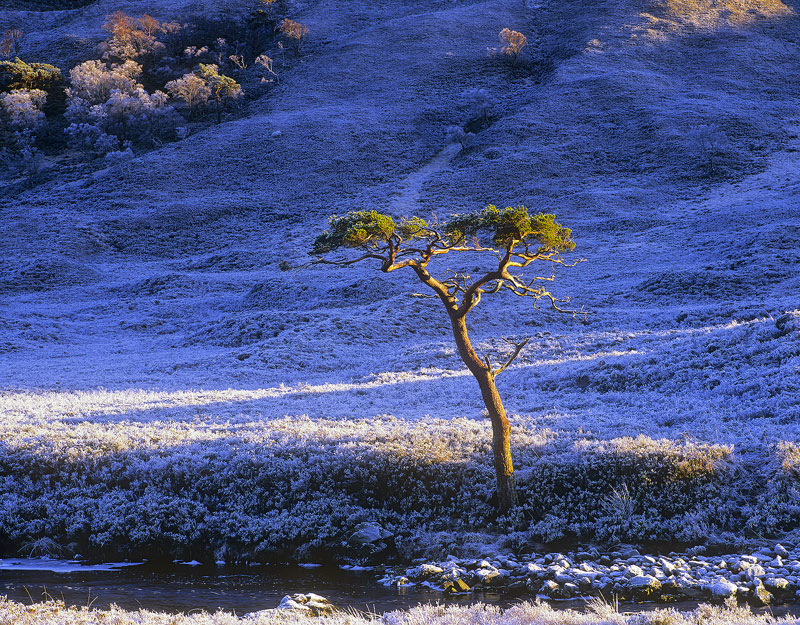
[1,0,799,550]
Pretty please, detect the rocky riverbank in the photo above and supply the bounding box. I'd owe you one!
[380,544,800,607]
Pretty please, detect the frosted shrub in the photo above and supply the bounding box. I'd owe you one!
[68,59,141,104]
[255,53,277,82]
[688,123,730,173]
[0,88,46,130]
[445,125,475,149]
[461,87,492,125]
[64,122,122,155]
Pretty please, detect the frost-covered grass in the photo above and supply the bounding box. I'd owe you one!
[1,597,798,625]
[2,0,800,569]
[1,400,797,562]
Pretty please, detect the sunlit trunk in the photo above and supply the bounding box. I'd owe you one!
[449,315,518,512]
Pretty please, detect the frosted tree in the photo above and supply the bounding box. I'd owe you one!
[166,73,211,117]
[279,18,309,55]
[312,206,582,512]
[499,28,527,65]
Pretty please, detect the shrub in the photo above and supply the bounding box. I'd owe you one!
[461,87,492,125]
[0,58,62,92]
[445,125,475,149]
[688,123,730,173]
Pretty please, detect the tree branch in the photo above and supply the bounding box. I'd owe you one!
[493,338,530,376]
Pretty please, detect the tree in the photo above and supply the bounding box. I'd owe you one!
[499,28,527,65]
[166,73,211,118]
[0,28,23,60]
[311,206,582,512]
[279,18,309,55]
[198,64,241,124]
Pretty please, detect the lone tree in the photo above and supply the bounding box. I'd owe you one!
[312,205,581,512]
[198,64,242,124]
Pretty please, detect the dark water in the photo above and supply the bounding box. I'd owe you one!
[1,560,799,618]
[0,561,498,615]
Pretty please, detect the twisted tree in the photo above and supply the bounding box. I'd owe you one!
[312,205,582,512]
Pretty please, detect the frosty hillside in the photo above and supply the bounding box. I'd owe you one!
[1,0,800,618]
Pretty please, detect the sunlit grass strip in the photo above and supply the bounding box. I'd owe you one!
[1,597,799,625]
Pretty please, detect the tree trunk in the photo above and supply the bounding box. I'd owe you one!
[215,96,221,124]
[449,315,518,512]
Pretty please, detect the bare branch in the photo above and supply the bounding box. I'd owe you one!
[493,338,530,376]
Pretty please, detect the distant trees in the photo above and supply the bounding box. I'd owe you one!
[312,206,582,512]
[0,28,23,60]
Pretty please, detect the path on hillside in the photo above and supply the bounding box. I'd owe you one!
[389,143,461,215]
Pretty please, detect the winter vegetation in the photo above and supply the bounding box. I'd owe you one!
[1,0,800,615]
[0,1,305,188]
[2,596,800,625]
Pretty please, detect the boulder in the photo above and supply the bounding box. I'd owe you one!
[627,575,662,597]
[275,593,335,616]
[705,580,737,600]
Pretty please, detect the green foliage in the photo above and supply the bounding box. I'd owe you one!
[444,205,575,251]
[312,210,398,254]
[0,58,62,93]
[198,64,241,101]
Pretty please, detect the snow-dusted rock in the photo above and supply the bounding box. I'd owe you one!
[705,580,737,599]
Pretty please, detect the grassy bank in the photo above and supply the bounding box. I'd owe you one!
[2,402,797,563]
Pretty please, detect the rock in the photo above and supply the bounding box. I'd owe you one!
[774,544,790,558]
[540,580,560,597]
[764,577,791,595]
[349,522,389,545]
[406,563,444,580]
[705,580,738,599]
[743,564,766,582]
[627,575,662,597]
[660,558,677,576]
[271,130,282,138]
[625,564,645,577]
[554,571,573,585]
[751,583,773,606]
[276,593,335,616]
